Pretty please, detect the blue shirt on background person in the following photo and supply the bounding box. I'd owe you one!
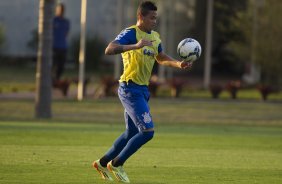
[53,16,70,50]
[52,3,70,81]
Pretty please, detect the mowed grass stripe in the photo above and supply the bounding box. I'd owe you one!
[1,98,282,126]
[0,122,282,184]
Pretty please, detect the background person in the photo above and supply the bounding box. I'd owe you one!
[52,3,70,81]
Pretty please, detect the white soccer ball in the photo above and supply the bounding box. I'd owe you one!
[177,38,202,62]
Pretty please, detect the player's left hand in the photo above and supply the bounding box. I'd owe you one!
[179,61,193,69]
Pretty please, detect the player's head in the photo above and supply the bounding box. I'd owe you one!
[137,1,157,32]
[55,3,65,17]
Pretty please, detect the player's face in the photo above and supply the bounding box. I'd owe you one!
[141,11,157,32]
[56,5,64,17]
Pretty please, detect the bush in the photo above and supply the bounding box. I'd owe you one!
[94,76,118,98]
[226,80,241,99]
[69,35,107,72]
[257,84,280,101]
[209,84,223,99]
[169,78,185,98]
[148,75,161,97]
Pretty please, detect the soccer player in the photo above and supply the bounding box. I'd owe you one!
[93,1,192,183]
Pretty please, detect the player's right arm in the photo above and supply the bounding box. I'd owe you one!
[105,28,152,55]
[105,39,152,55]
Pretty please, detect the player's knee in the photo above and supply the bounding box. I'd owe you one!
[125,128,138,139]
[142,131,154,142]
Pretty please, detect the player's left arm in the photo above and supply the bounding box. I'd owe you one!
[156,52,192,69]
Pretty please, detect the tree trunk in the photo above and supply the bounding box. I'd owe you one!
[35,0,55,118]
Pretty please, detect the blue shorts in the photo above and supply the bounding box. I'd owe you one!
[118,81,154,131]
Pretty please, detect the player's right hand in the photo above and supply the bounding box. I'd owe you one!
[180,60,193,69]
[136,39,155,49]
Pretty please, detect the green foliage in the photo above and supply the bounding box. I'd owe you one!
[256,0,282,84]
[227,0,282,85]
[69,35,107,72]
[212,0,247,75]
[27,29,38,51]
[223,9,252,62]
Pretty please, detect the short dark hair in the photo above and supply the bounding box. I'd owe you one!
[57,3,65,11]
[137,1,157,16]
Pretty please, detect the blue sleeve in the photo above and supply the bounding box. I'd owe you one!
[114,28,137,45]
[158,43,163,53]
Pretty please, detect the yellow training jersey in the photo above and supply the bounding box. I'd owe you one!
[114,25,162,86]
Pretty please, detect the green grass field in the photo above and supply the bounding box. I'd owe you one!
[0,98,282,183]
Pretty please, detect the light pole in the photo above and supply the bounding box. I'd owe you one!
[77,0,87,101]
[158,0,168,82]
[203,0,214,89]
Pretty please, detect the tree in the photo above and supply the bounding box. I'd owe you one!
[212,0,247,75]
[35,0,55,118]
[228,0,282,85]
[69,35,106,72]
[255,0,282,85]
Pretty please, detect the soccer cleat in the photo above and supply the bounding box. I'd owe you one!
[107,161,130,183]
[92,159,113,181]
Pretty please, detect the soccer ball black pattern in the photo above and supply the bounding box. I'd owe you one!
[177,38,202,62]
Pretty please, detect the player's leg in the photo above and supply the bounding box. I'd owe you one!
[116,85,154,163]
[92,159,113,181]
[107,85,154,183]
[93,111,138,181]
[110,128,154,167]
[99,111,138,167]
[56,49,66,80]
[106,129,153,183]
[107,109,154,183]
[52,48,59,81]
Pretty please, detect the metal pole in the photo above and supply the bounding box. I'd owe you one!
[77,0,87,101]
[203,0,214,89]
[158,1,167,82]
[250,0,261,83]
[167,0,174,79]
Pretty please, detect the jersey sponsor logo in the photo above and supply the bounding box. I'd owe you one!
[143,49,155,57]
